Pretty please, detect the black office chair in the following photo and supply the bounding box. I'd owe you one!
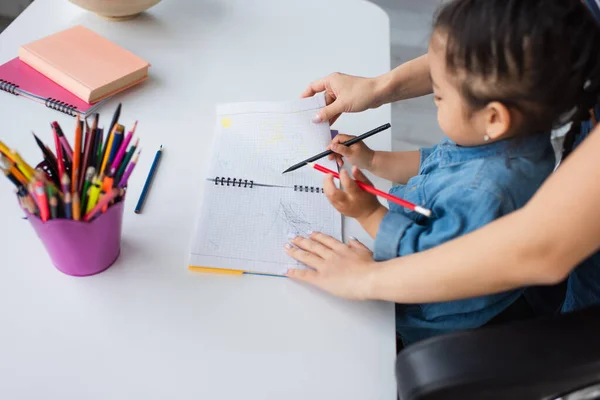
[395,305,600,400]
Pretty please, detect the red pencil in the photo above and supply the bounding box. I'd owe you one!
[309,162,432,217]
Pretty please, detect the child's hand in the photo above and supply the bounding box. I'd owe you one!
[327,134,375,170]
[324,166,383,219]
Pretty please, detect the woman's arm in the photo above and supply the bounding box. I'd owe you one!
[377,54,433,105]
[287,125,600,303]
[302,55,432,124]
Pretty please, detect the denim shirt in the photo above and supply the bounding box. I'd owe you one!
[376,133,555,344]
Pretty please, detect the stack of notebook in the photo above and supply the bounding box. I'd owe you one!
[0,25,149,117]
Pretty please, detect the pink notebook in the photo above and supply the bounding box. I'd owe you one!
[0,57,103,117]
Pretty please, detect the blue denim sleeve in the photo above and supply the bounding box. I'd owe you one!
[374,187,508,261]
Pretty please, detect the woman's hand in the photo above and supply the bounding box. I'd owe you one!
[285,233,379,300]
[327,133,375,169]
[301,73,384,125]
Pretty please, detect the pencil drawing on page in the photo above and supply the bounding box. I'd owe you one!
[266,199,321,236]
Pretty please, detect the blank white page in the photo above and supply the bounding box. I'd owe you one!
[189,94,342,275]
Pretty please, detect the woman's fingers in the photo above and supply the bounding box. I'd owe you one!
[287,268,319,284]
[292,235,333,259]
[301,79,326,98]
[309,232,349,253]
[285,245,324,270]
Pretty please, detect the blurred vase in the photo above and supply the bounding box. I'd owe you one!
[68,0,162,21]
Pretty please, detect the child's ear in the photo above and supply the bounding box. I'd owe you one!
[484,102,511,140]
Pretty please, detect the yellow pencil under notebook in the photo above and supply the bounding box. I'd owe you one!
[188,266,244,275]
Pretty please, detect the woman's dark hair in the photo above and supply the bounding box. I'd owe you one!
[434,0,600,150]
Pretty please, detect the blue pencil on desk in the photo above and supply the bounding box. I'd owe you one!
[134,145,163,214]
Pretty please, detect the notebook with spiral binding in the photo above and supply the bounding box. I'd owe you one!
[0,57,104,117]
[188,93,342,276]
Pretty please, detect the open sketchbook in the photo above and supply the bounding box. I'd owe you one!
[188,93,342,276]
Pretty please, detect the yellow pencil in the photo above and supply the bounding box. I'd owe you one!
[8,150,35,181]
[85,181,102,214]
[0,140,13,160]
[100,124,121,176]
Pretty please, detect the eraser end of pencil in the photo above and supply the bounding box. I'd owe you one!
[134,210,141,214]
[415,206,432,217]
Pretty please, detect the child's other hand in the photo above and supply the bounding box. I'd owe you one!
[324,166,383,219]
[327,134,375,170]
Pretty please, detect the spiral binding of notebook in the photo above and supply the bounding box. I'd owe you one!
[212,176,324,193]
[294,184,324,193]
[214,177,254,188]
[0,79,18,95]
[0,58,105,117]
[0,78,81,117]
[44,98,78,117]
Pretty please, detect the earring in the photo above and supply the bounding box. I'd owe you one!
[484,135,490,142]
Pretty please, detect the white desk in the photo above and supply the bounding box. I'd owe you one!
[0,1,395,398]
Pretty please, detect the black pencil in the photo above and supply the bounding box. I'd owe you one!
[107,103,121,141]
[32,133,60,186]
[282,123,391,174]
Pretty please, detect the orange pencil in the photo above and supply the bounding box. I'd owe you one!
[72,115,82,193]
[101,176,114,212]
[72,191,81,221]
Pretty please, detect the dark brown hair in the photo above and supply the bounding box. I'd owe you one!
[434,0,600,140]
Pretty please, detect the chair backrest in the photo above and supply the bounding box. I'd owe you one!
[396,306,600,400]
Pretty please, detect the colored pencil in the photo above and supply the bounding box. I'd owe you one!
[61,174,71,196]
[72,191,81,221]
[308,162,432,217]
[0,140,13,161]
[79,125,96,193]
[32,133,60,182]
[85,182,102,214]
[106,125,124,174]
[3,169,24,189]
[134,145,162,214]
[64,192,72,219]
[80,166,96,211]
[53,125,65,178]
[83,188,121,222]
[49,196,58,219]
[101,176,114,212]
[118,149,141,188]
[115,138,139,182]
[282,123,391,174]
[107,103,121,141]
[7,150,34,181]
[110,121,136,174]
[34,180,49,222]
[100,125,119,176]
[72,115,82,193]
[95,128,105,172]
[52,122,74,159]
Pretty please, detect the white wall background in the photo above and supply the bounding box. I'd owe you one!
[370,0,445,150]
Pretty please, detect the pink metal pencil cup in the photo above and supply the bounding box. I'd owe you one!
[27,200,125,277]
